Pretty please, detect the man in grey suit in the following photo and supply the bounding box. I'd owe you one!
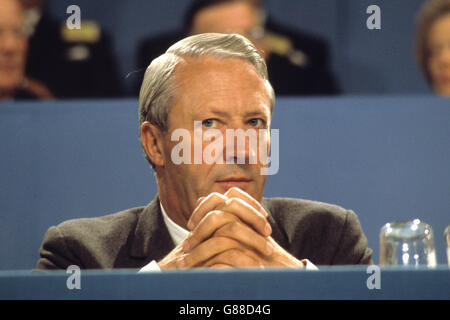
[37,33,372,270]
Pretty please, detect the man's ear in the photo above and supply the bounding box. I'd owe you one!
[140,122,166,167]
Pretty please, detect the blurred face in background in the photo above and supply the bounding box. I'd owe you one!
[0,0,28,98]
[190,1,269,59]
[427,13,450,96]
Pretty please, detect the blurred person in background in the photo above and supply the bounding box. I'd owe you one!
[20,0,124,98]
[136,0,339,96]
[415,0,450,96]
[0,0,53,100]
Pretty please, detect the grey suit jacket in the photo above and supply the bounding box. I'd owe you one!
[36,196,373,270]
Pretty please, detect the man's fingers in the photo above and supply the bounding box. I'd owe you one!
[184,213,273,256]
[184,210,238,252]
[189,196,271,237]
[187,192,227,230]
[214,221,274,256]
[195,196,205,206]
[210,264,233,269]
[224,187,268,217]
[179,237,250,268]
[219,197,271,237]
[203,249,262,268]
[188,188,270,231]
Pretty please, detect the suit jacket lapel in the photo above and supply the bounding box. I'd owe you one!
[129,195,175,263]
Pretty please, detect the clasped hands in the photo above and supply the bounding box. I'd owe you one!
[158,187,305,269]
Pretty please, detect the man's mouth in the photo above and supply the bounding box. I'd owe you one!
[216,176,252,190]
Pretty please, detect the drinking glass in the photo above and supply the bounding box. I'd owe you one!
[379,219,436,267]
[445,226,450,266]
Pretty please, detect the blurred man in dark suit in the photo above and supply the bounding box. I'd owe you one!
[135,0,340,96]
[21,0,124,98]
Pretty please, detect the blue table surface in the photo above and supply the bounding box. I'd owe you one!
[0,265,448,300]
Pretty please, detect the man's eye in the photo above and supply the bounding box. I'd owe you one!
[202,119,218,128]
[248,118,265,127]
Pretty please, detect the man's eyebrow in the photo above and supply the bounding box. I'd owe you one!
[244,111,269,118]
[200,109,269,118]
[206,110,229,117]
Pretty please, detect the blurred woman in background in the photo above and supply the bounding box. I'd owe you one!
[415,0,450,96]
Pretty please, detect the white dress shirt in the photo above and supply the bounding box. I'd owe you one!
[139,203,317,272]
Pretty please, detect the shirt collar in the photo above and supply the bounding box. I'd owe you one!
[160,202,189,246]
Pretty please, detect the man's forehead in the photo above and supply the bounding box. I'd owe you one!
[172,56,267,95]
[173,55,258,78]
[168,55,271,122]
